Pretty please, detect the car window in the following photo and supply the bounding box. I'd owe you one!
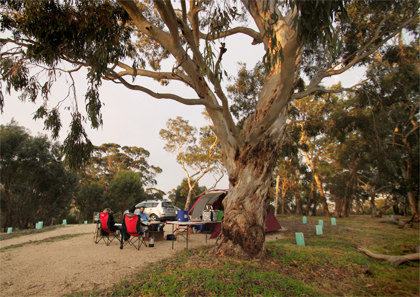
[162,202,174,208]
[145,203,153,208]
[152,203,158,207]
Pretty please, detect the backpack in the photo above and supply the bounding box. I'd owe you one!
[165,234,176,241]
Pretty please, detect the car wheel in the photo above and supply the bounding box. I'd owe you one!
[150,214,158,221]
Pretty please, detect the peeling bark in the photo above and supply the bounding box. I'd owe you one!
[215,132,284,258]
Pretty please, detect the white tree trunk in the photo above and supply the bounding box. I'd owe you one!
[215,132,285,258]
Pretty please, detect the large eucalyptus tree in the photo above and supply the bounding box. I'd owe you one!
[1,0,418,257]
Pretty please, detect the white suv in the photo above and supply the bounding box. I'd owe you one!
[135,200,177,222]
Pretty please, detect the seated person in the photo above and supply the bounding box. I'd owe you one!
[102,208,122,232]
[137,206,152,232]
[122,205,137,241]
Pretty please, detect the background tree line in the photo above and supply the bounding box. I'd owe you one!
[0,121,164,231]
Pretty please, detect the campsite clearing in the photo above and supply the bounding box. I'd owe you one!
[0,222,285,296]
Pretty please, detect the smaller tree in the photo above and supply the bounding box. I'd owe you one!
[74,181,105,222]
[168,178,207,209]
[108,170,145,214]
[82,143,162,189]
[160,116,223,210]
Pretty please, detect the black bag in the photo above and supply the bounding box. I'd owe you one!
[165,234,176,241]
[149,223,159,231]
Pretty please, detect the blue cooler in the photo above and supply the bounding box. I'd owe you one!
[177,210,189,222]
[196,224,205,232]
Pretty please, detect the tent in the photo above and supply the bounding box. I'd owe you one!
[188,190,228,220]
[188,190,281,238]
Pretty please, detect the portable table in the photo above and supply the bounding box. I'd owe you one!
[166,221,206,249]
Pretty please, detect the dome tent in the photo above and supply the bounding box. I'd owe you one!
[188,190,281,238]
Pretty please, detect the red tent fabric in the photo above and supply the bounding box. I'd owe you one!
[265,209,282,232]
[209,209,281,238]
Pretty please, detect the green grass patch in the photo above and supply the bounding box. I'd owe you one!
[103,248,315,297]
[0,225,67,241]
[70,215,419,297]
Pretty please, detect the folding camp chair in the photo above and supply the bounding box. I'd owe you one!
[93,212,121,246]
[121,214,148,250]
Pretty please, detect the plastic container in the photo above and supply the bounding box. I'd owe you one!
[177,210,189,222]
[196,224,205,232]
[217,210,223,221]
[211,210,219,221]
[202,210,211,221]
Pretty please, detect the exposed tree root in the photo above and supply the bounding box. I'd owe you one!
[356,246,420,267]
[398,213,419,229]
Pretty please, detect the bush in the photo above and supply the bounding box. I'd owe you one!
[384,208,394,215]
[60,214,78,224]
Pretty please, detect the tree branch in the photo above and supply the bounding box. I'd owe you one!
[303,16,418,96]
[116,61,193,86]
[189,0,201,46]
[292,80,368,100]
[199,27,263,44]
[153,0,180,44]
[212,44,244,148]
[116,0,173,51]
[104,70,222,111]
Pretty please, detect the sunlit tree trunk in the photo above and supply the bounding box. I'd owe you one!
[334,196,345,218]
[343,190,351,217]
[355,200,363,214]
[304,181,315,216]
[370,194,377,217]
[400,164,419,219]
[302,151,330,217]
[275,175,280,216]
[295,189,303,215]
[281,178,288,215]
[312,194,317,216]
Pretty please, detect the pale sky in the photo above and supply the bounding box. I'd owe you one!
[0,18,365,198]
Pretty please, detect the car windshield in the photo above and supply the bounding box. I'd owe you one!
[162,202,174,208]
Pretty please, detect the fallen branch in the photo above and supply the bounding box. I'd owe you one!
[378,218,399,223]
[398,213,419,229]
[356,246,420,267]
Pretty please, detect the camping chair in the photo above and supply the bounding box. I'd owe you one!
[93,212,121,246]
[121,214,148,250]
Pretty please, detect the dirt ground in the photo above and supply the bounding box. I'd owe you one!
[0,223,286,296]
